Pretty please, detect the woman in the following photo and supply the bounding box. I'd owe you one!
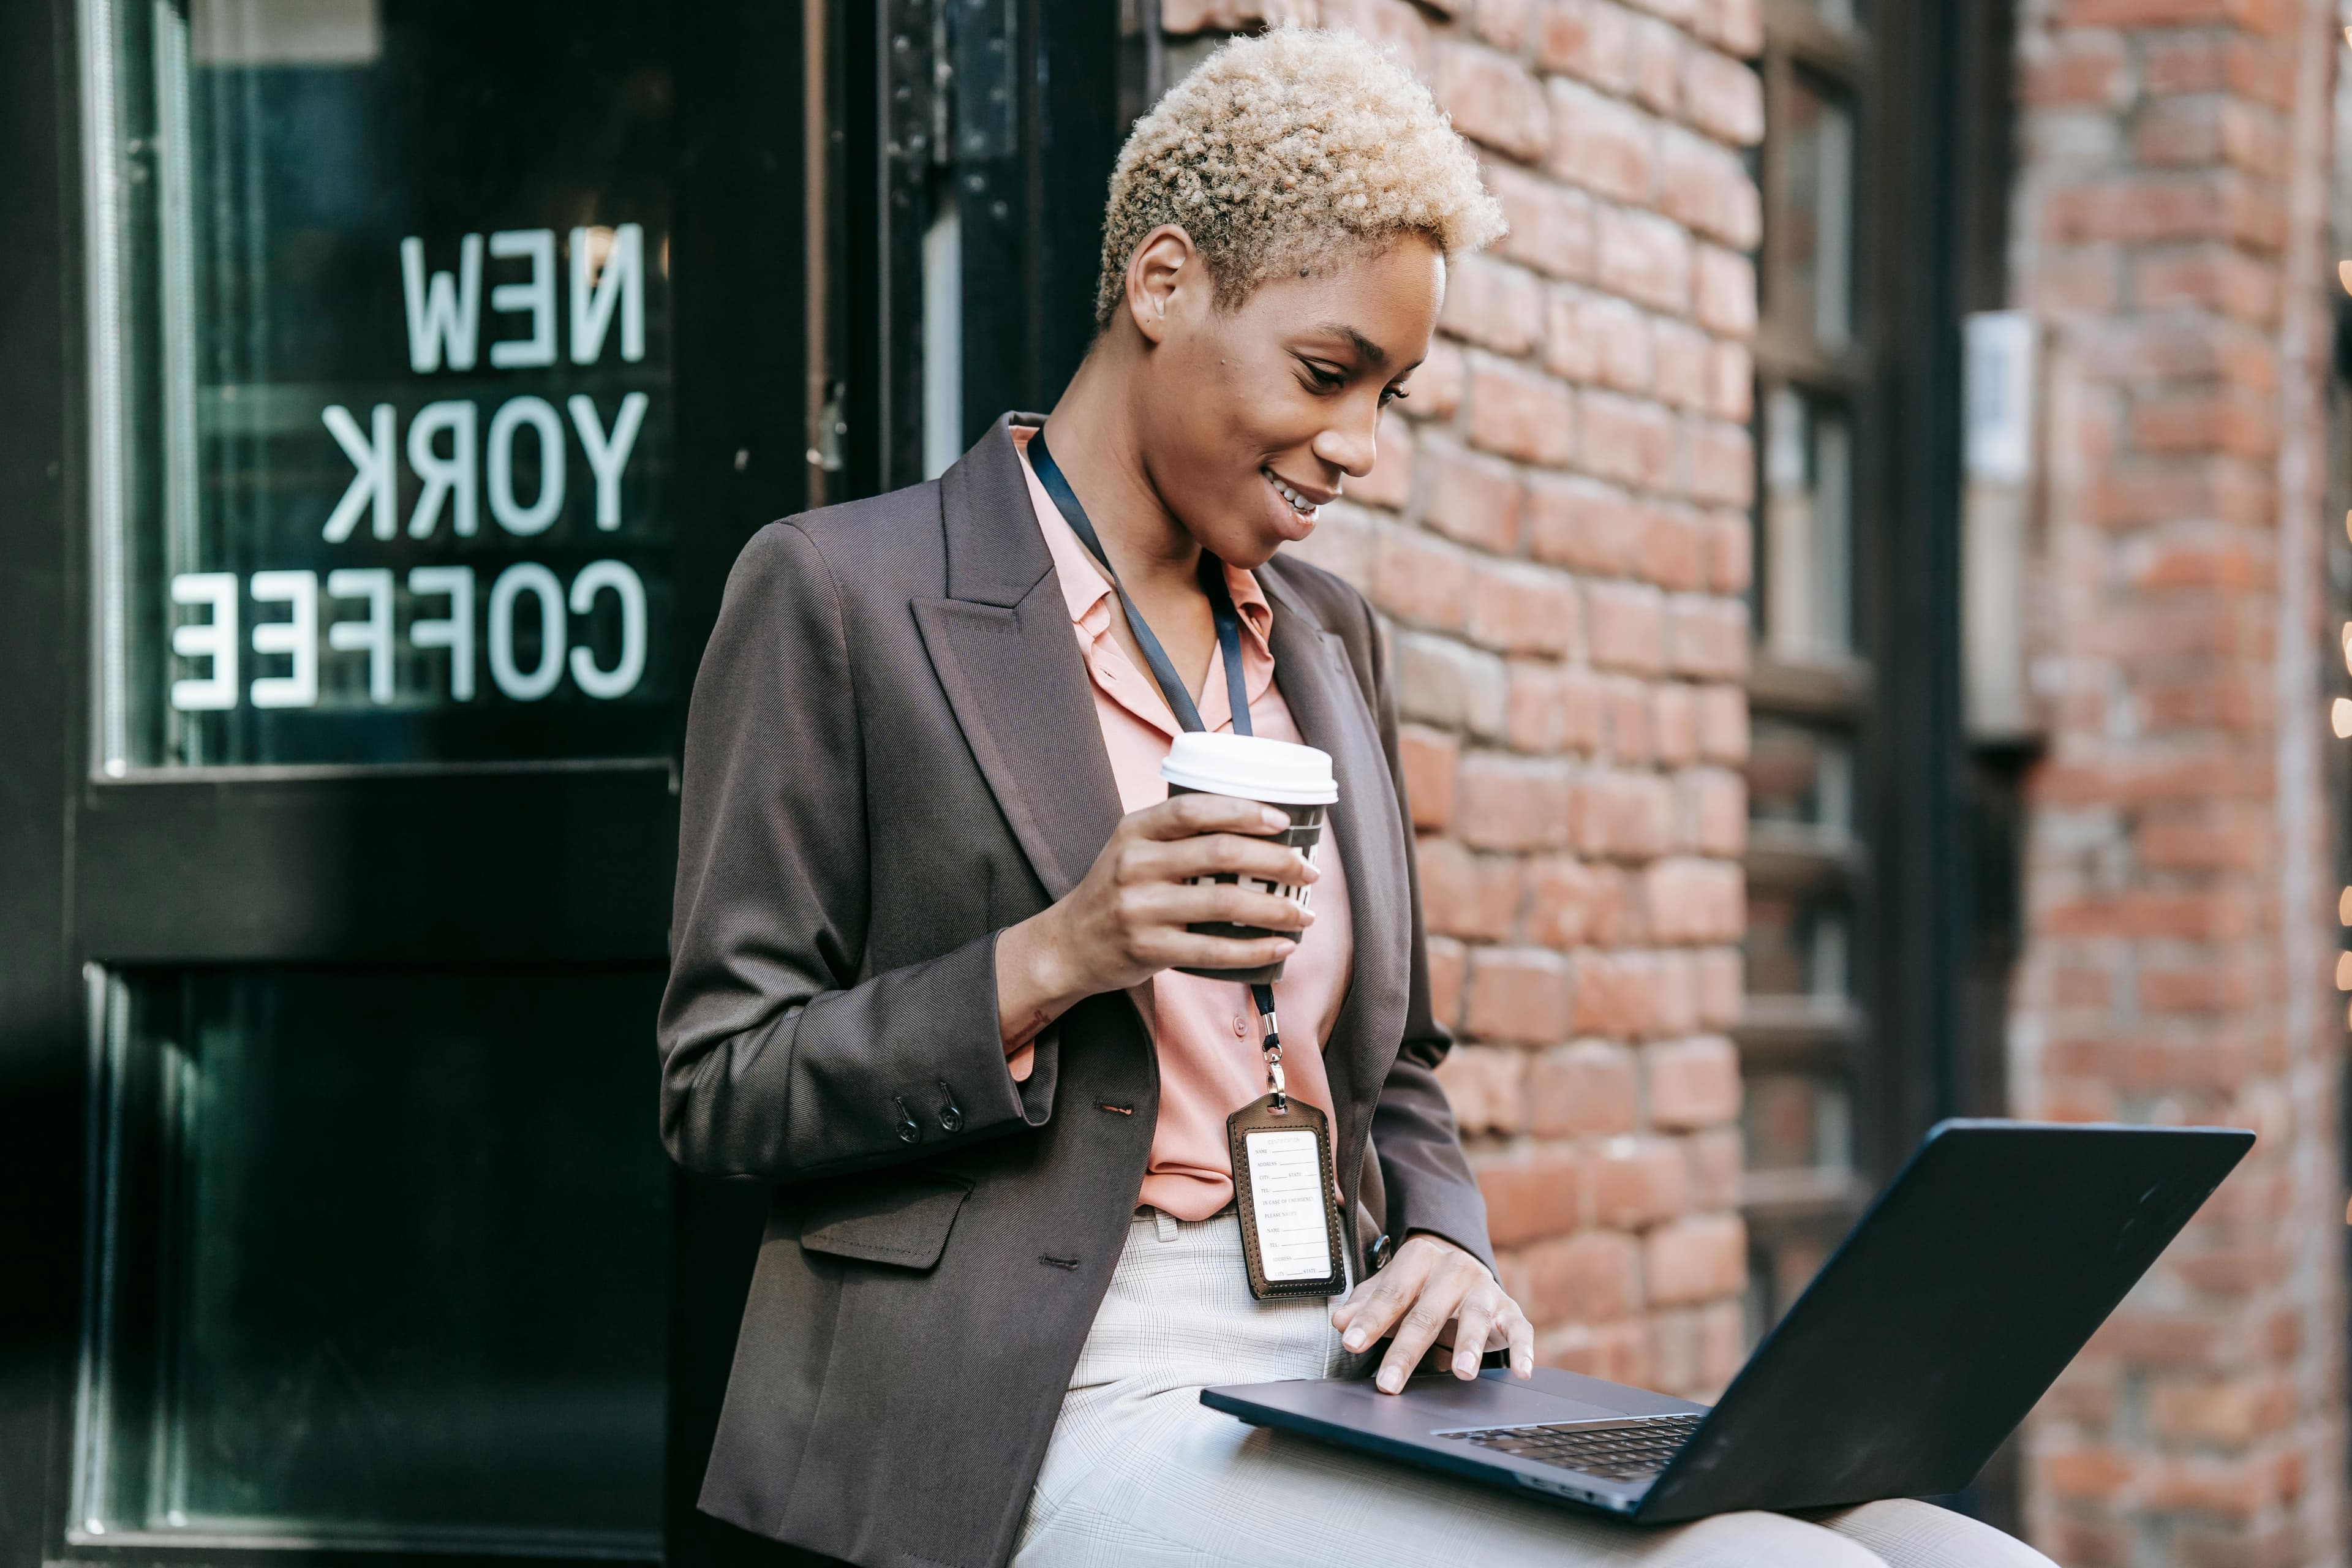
[659,27,2052,1568]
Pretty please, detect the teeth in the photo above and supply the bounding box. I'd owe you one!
[1265,469,1320,517]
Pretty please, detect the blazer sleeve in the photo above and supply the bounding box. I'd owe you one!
[1355,593,1497,1275]
[657,521,1055,1183]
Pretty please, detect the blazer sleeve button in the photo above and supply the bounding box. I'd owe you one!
[937,1078,964,1134]
[893,1096,922,1144]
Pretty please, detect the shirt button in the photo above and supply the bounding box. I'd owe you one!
[1233,1016,1248,1039]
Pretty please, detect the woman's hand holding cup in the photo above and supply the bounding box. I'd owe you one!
[995,793,1317,1049]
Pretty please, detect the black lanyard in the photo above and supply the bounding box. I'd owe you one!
[1029,431,1286,1062]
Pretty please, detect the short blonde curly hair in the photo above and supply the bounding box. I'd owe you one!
[1095,26,1506,328]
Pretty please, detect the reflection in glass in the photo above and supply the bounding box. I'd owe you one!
[1742,892,1849,1000]
[1762,386,1855,659]
[88,0,675,769]
[74,967,669,1552]
[1746,718,1853,833]
[1779,75,1853,347]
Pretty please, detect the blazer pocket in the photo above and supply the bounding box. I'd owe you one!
[797,1172,973,1269]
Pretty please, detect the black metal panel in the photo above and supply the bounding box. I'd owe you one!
[73,766,679,962]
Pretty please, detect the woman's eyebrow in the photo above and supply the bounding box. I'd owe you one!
[1309,323,1388,366]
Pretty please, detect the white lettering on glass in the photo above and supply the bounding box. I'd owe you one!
[325,568,396,703]
[169,573,239,710]
[570,224,645,364]
[488,562,565,700]
[488,229,558,369]
[249,570,319,709]
[399,234,483,374]
[486,396,567,535]
[568,560,646,699]
[408,565,477,701]
[320,403,397,541]
[406,400,479,538]
[568,392,647,530]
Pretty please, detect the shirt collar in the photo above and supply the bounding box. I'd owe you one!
[1011,424,1273,661]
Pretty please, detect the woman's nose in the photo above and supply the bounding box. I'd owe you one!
[1314,406,1380,480]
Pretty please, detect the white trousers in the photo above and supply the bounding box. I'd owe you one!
[1013,1211,2054,1568]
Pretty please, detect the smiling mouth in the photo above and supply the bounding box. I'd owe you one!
[1264,468,1328,518]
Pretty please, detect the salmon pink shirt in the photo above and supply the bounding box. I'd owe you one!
[1004,425,1354,1221]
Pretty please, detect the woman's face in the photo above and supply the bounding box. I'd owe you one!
[1129,231,1445,570]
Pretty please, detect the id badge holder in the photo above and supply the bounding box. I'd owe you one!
[1226,1018,1346,1300]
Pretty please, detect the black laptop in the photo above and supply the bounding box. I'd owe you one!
[1202,1119,2250,1523]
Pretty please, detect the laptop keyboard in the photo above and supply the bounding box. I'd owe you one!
[1439,1411,1706,1482]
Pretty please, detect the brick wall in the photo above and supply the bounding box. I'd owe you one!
[1162,0,1765,1398]
[2006,0,2346,1562]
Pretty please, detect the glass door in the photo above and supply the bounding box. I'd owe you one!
[45,1,810,1562]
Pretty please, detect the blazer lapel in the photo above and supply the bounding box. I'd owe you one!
[1259,570,1411,1141]
[914,414,1124,903]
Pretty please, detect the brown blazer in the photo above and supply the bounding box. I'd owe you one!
[658,413,1491,1568]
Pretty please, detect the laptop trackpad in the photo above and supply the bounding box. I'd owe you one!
[1342,1374,1629,1431]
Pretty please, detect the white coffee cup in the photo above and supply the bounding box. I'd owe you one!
[1159,731,1337,984]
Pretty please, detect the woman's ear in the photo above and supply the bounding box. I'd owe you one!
[1123,225,1197,345]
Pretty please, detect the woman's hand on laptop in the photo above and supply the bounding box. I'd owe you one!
[1332,1234,1534,1393]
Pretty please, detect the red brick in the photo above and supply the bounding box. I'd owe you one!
[1427,934,1468,1029]
[1483,162,1597,281]
[1432,40,1550,162]
[1353,417,1415,511]
[1468,360,1578,466]
[1479,1153,1586,1246]
[1681,766,1745,855]
[1706,341,1752,422]
[1546,79,1656,205]
[1574,767,1675,859]
[1398,724,1458,832]
[1471,0,1533,50]
[1538,1317,1652,1385]
[1585,582,1666,674]
[1569,948,1659,1035]
[1371,527,1471,630]
[1696,946,1740,1025]
[1683,420,1754,508]
[1545,288,1653,391]
[1526,474,1646,573]
[1469,561,1579,657]
[1468,948,1573,1044]
[2067,0,2295,39]
[1393,630,1508,734]
[2043,1445,2139,1502]
[1705,507,1751,592]
[1666,594,1748,679]
[1317,0,1434,69]
[1439,252,1544,356]
[1643,856,1742,943]
[1507,662,1606,754]
[1404,339,1468,420]
[2132,246,2279,325]
[1659,126,1760,247]
[1685,1125,1741,1209]
[1419,837,1524,941]
[1651,321,1709,412]
[1528,1040,1640,1134]
[1596,208,1692,315]
[1646,1036,1741,1127]
[1433,1042,1528,1136]
[1420,442,1525,552]
[1579,394,1676,491]
[1517,1230,1641,1324]
[1457,753,1575,850]
[1525,854,1627,946]
[1644,1213,1745,1304]
[2024,32,2128,106]
[1694,687,1745,766]
[1589,1136,1689,1227]
[1534,0,1636,92]
[1628,15,1684,116]
[1680,48,1762,145]
[1653,682,1697,764]
[1692,244,1756,335]
[2043,172,2283,250]
[2135,99,2286,179]
[1704,0,1761,58]
[2143,32,2296,108]
[2147,1376,2296,1446]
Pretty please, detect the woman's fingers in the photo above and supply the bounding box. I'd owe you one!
[1133,793,1292,841]
[1135,831,1318,889]
[1375,1257,1477,1393]
[1126,879,1312,936]
[1506,1301,1535,1380]
[1450,1289,1498,1379]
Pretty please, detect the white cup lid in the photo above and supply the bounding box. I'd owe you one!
[1159,731,1337,805]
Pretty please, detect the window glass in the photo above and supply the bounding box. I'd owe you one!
[1746,718,1854,834]
[1742,890,1849,1001]
[89,0,674,770]
[75,966,668,1551]
[1778,74,1854,349]
[1761,386,1855,659]
[1742,1072,1853,1173]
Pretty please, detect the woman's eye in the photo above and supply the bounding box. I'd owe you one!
[1302,362,1345,390]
